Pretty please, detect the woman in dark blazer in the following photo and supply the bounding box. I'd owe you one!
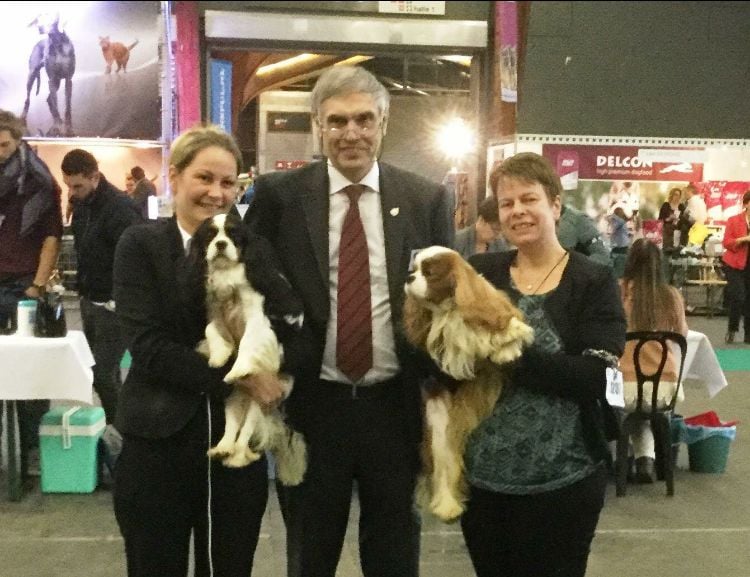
[463,153,626,577]
[112,126,286,577]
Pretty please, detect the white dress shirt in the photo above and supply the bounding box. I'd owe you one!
[320,161,400,384]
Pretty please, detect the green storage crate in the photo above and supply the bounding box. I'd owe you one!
[40,406,105,493]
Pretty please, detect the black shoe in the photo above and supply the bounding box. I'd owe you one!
[725,331,736,344]
[635,457,655,484]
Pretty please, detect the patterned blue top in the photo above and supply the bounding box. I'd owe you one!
[464,290,600,494]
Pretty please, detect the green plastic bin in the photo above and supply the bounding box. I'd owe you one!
[688,435,733,474]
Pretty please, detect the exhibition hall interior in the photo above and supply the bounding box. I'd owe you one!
[1,2,749,577]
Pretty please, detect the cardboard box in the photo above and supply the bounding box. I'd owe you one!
[40,406,105,493]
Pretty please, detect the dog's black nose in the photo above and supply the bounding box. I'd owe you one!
[406,273,415,284]
[215,240,227,251]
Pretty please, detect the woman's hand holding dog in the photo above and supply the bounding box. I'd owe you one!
[235,372,287,408]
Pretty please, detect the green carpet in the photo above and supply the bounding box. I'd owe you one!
[715,349,750,371]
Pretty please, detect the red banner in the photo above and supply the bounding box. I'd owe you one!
[543,145,704,182]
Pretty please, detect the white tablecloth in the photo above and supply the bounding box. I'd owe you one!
[685,330,728,398]
[0,330,94,403]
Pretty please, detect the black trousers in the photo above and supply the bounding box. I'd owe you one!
[461,466,607,577]
[280,378,421,577]
[723,264,750,335]
[113,399,268,577]
[80,298,126,424]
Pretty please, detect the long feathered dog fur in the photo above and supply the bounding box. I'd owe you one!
[191,213,306,485]
[404,246,533,521]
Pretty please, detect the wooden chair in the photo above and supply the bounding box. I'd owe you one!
[615,331,687,497]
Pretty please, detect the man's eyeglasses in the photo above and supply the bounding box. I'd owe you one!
[319,114,383,136]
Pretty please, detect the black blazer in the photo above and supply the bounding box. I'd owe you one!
[112,217,233,438]
[245,161,454,384]
[469,250,627,462]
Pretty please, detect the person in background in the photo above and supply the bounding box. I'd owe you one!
[453,195,509,260]
[618,238,688,482]
[130,165,156,220]
[0,109,63,477]
[61,149,143,424]
[677,183,707,246]
[112,126,279,576]
[721,190,750,344]
[659,187,682,249]
[246,65,453,577]
[465,152,625,577]
[608,205,631,277]
[557,203,611,266]
[124,173,136,196]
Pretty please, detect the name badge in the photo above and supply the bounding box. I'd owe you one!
[605,367,625,408]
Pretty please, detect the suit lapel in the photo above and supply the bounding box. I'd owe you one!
[299,164,330,286]
[379,164,407,308]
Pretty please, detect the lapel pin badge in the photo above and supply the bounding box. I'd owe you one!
[390,207,400,217]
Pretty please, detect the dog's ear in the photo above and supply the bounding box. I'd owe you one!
[403,292,432,348]
[454,256,518,332]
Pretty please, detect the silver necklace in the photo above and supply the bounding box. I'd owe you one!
[517,251,568,294]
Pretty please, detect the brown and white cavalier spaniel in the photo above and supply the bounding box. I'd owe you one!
[404,246,533,521]
[192,213,306,486]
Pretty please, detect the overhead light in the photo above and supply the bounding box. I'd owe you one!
[439,55,472,67]
[436,118,475,161]
[257,53,319,76]
[334,55,372,67]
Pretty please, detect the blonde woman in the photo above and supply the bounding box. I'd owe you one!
[112,125,286,577]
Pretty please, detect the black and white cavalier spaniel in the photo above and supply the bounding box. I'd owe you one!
[190,212,306,485]
[404,246,534,521]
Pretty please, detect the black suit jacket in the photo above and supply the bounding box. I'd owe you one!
[112,217,233,438]
[245,161,454,388]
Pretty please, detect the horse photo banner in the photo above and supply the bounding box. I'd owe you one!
[0,1,160,139]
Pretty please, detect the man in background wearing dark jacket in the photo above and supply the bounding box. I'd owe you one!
[0,109,63,477]
[130,165,156,220]
[62,149,143,423]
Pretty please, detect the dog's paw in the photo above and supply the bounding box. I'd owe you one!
[430,496,465,523]
[222,447,262,468]
[207,446,231,460]
[414,475,433,512]
[195,339,210,358]
[208,342,234,368]
[223,357,254,383]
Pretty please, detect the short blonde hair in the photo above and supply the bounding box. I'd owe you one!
[169,125,242,175]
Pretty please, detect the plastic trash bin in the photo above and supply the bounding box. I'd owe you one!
[681,411,738,474]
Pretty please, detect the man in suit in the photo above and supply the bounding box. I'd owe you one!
[245,66,454,577]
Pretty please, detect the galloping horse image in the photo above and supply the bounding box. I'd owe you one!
[21,13,76,136]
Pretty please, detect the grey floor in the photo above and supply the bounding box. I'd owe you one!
[1,299,749,576]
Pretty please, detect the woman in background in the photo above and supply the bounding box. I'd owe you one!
[112,125,286,577]
[465,152,625,577]
[659,187,682,249]
[721,190,750,344]
[619,238,688,482]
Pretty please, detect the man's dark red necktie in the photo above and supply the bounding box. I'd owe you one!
[336,184,373,382]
